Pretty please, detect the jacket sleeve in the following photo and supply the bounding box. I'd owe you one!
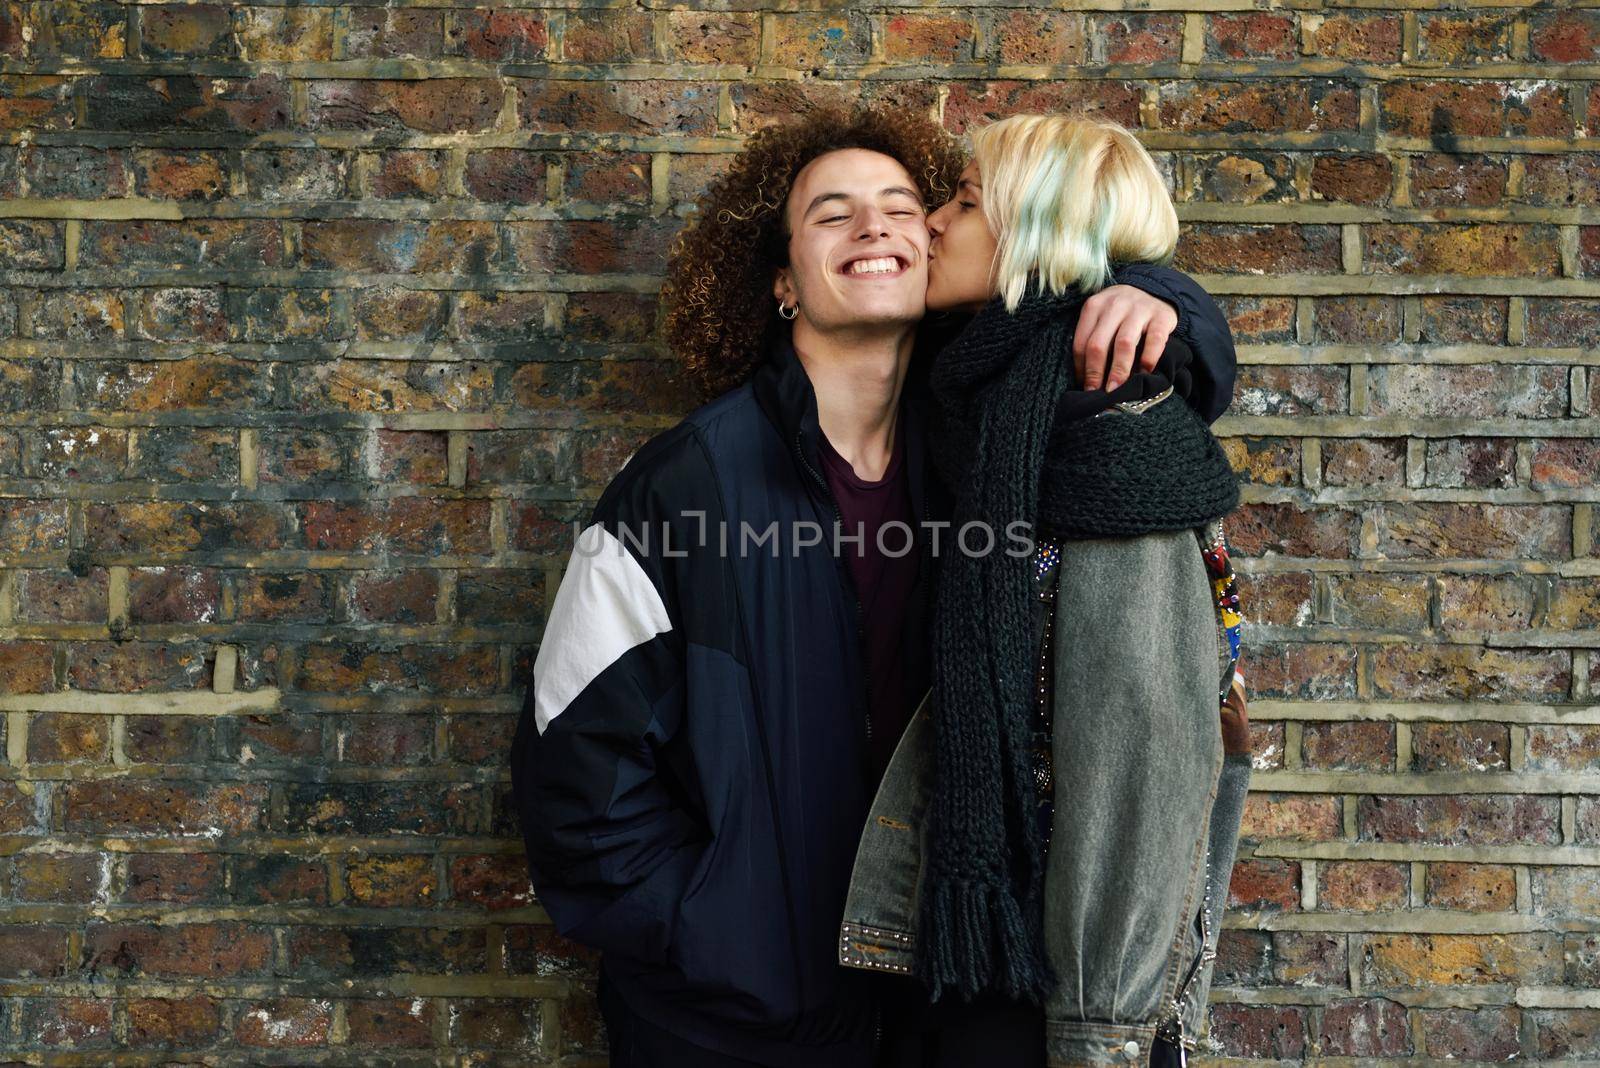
[1111,262,1238,424]
[510,429,713,965]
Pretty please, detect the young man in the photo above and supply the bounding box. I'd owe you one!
[510,105,1236,1068]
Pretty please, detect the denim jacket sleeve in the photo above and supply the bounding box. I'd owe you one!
[1111,263,1238,425]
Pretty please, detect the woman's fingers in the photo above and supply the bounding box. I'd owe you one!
[1072,299,1102,386]
[1105,313,1146,392]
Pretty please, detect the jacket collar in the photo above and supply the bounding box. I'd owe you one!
[751,333,933,525]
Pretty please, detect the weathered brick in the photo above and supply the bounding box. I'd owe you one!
[307,79,503,134]
[1418,14,1514,63]
[1533,440,1600,490]
[1303,721,1395,771]
[27,712,109,763]
[1410,153,1508,208]
[1322,438,1405,487]
[285,925,488,978]
[1528,726,1600,772]
[666,12,758,65]
[233,8,331,62]
[84,74,290,131]
[1365,224,1562,278]
[520,79,717,136]
[345,7,444,59]
[1360,795,1560,845]
[16,568,109,623]
[1531,866,1600,920]
[452,999,543,1049]
[1320,997,1411,1057]
[1219,436,1301,487]
[1228,858,1300,911]
[1192,152,1296,204]
[986,11,1086,65]
[124,853,225,904]
[1240,793,1343,841]
[62,781,266,834]
[1412,722,1510,772]
[1373,645,1570,702]
[448,713,517,765]
[1208,1004,1308,1058]
[1426,439,1517,489]
[1230,503,1358,559]
[124,714,210,765]
[21,997,114,1048]
[346,998,435,1049]
[1371,504,1570,561]
[1433,856,1516,908]
[11,852,100,902]
[942,81,1141,136]
[1328,573,1429,630]
[232,855,328,906]
[1319,862,1408,912]
[1532,11,1600,62]
[1307,14,1402,62]
[345,854,438,907]
[369,149,449,200]
[1178,224,1342,275]
[0,927,67,977]
[235,998,332,1048]
[1420,1006,1521,1061]
[83,922,272,977]
[126,996,222,1049]
[1361,933,1561,987]
[1380,81,1569,139]
[883,15,974,63]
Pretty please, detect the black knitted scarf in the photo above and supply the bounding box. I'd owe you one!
[917,285,1239,1005]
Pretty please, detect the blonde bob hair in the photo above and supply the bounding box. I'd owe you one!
[970,114,1179,311]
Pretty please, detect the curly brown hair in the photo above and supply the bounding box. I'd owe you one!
[662,104,967,400]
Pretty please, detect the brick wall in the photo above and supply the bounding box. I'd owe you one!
[0,1,1591,1064]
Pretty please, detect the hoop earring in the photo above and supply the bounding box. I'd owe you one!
[778,300,798,321]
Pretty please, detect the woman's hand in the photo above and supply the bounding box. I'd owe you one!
[1073,285,1179,392]
[1221,675,1250,756]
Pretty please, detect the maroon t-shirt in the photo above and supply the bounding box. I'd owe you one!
[818,424,921,781]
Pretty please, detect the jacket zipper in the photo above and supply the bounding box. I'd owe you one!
[795,430,875,764]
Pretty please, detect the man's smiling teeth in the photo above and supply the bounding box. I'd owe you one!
[846,257,901,275]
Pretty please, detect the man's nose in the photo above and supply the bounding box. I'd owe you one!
[855,208,891,238]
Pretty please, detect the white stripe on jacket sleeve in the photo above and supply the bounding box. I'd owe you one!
[532,522,674,735]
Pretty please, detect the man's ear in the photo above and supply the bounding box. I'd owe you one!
[773,268,796,306]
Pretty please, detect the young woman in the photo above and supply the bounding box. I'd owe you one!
[837,115,1253,1068]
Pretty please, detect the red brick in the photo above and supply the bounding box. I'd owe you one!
[563,12,653,63]
[987,11,1086,65]
[1161,81,1357,133]
[345,854,438,907]
[27,712,109,763]
[1532,11,1600,61]
[1413,722,1510,772]
[519,80,717,136]
[448,10,547,61]
[11,852,100,902]
[1371,504,1570,561]
[1208,1004,1307,1058]
[884,15,974,63]
[1319,997,1412,1056]
[449,854,534,911]
[1319,861,1408,911]
[62,781,267,834]
[21,997,113,1048]
[1308,14,1401,62]
[1381,81,1569,139]
[235,998,332,1048]
[83,922,272,978]
[666,12,758,65]
[1410,153,1508,207]
[1426,439,1517,489]
[1360,796,1560,845]
[124,853,225,904]
[1228,858,1300,910]
[1205,14,1297,60]
[345,8,443,59]
[1240,793,1343,841]
[1433,856,1516,908]
[307,79,503,134]
[346,998,435,1048]
[1303,721,1395,771]
[1419,14,1513,62]
[1095,14,1183,63]
[1177,224,1342,275]
[127,996,222,1049]
[1420,1006,1522,1062]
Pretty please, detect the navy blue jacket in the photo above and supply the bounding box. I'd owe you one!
[510,266,1235,1066]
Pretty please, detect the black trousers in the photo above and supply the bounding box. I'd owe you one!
[598,965,1182,1068]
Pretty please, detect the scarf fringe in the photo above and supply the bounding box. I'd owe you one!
[917,877,1056,1005]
